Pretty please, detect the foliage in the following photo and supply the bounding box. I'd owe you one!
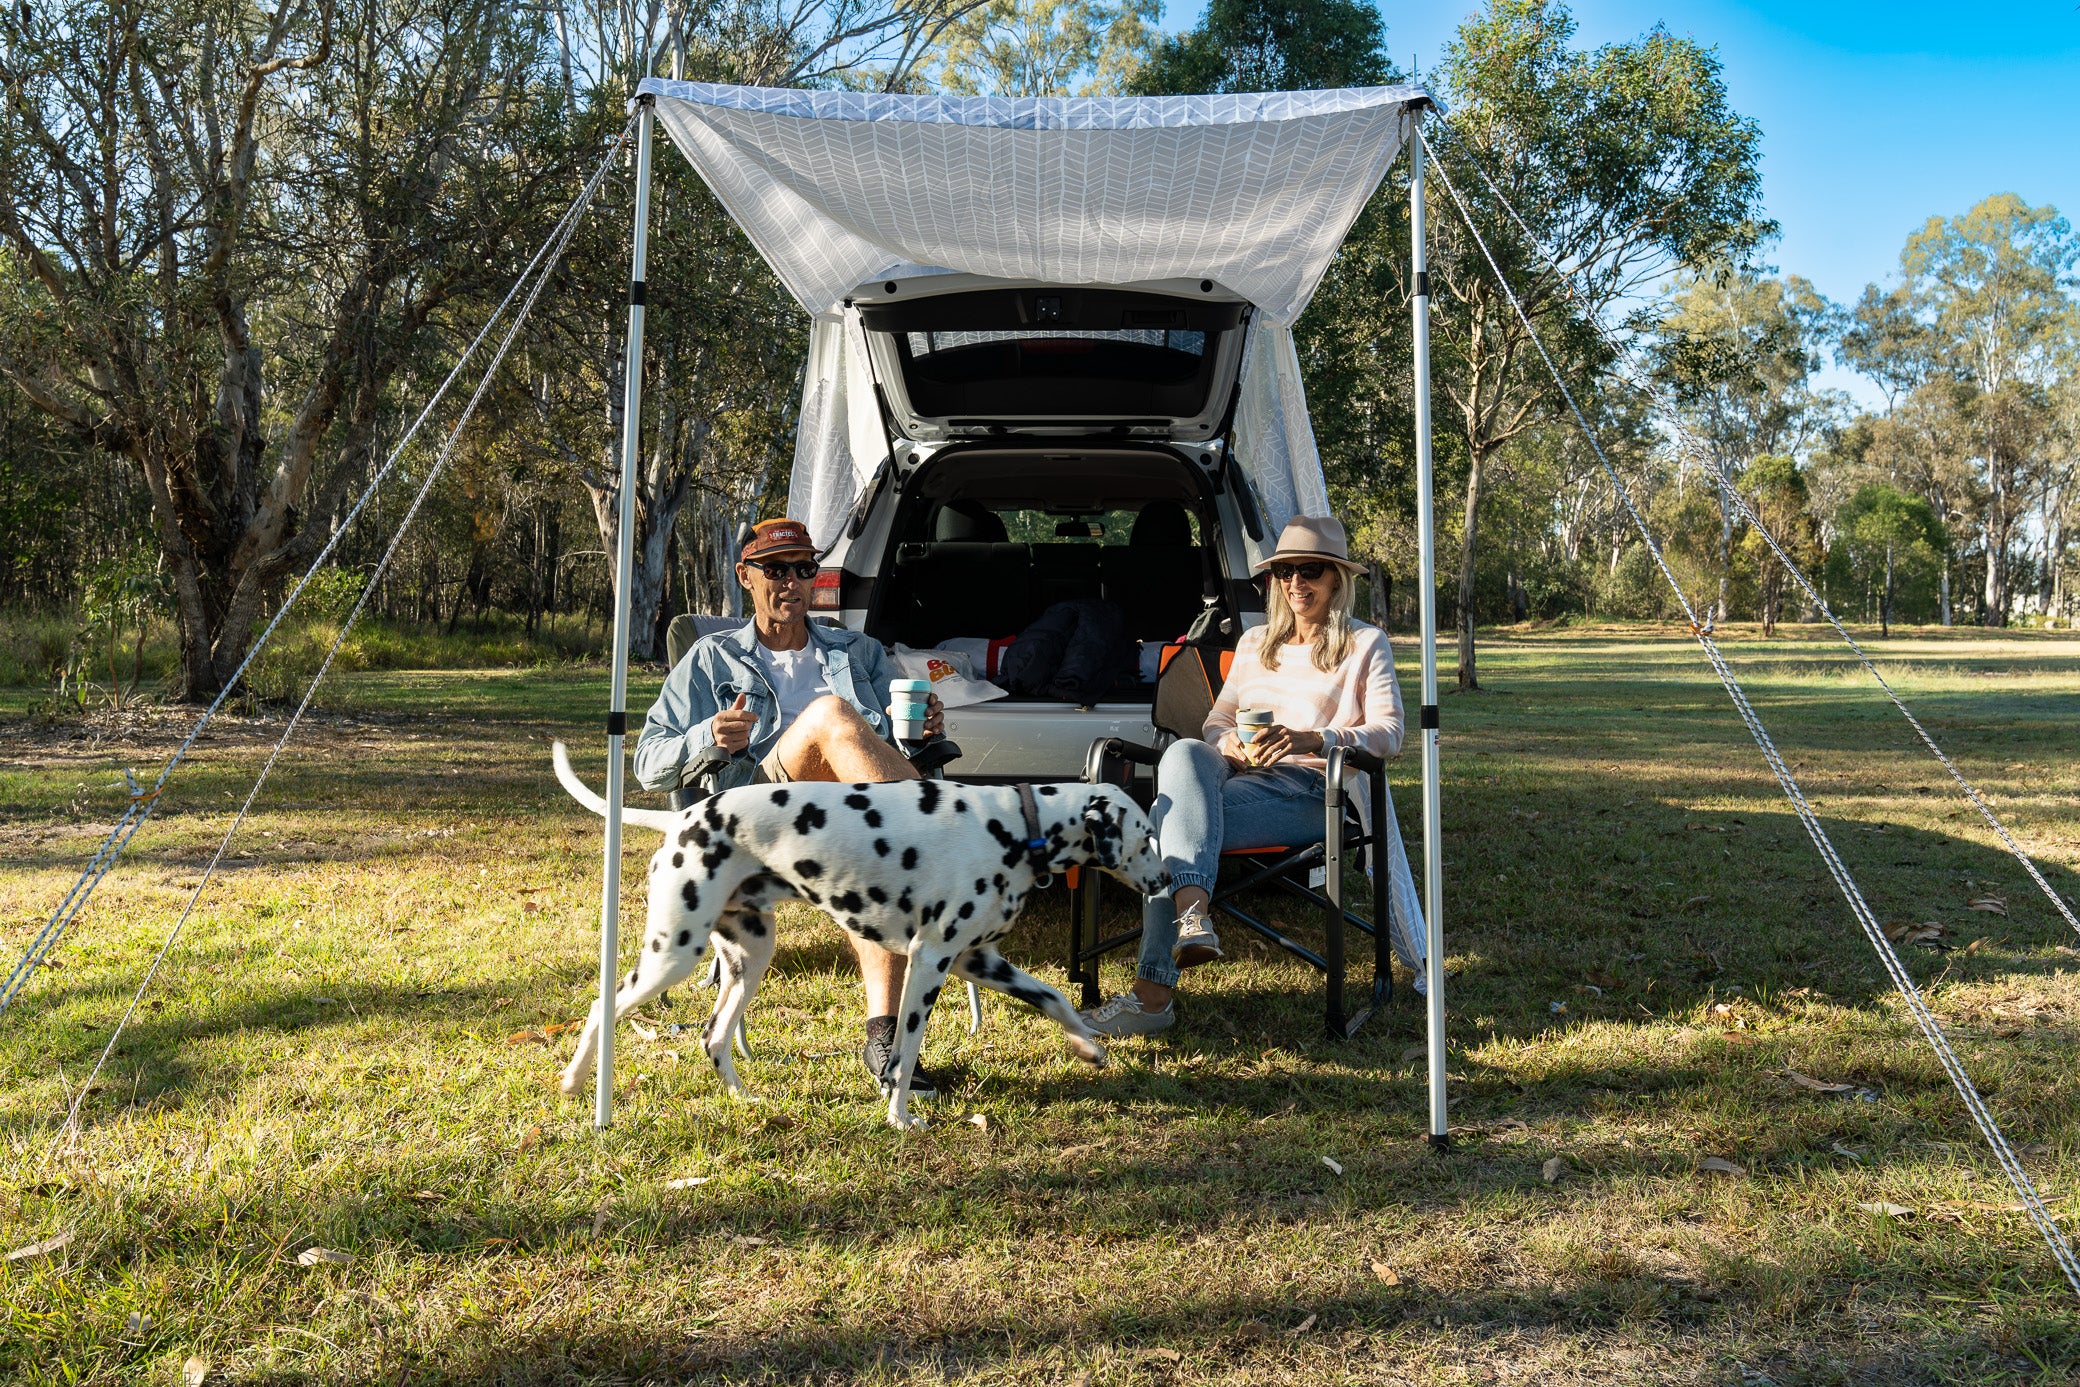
[1826,483,1949,632]
[1128,0,1389,94]
[931,0,1160,95]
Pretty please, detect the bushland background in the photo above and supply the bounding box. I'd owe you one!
[2,0,2074,712]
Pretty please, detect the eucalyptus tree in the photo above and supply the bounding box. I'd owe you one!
[1650,270,1838,623]
[0,0,590,700]
[1423,0,1769,686]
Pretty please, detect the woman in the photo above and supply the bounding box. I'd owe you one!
[1081,516,1405,1036]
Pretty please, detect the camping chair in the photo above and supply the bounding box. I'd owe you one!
[658,613,983,1049]
[1069,735,1391,1038]
[1063,642,1399,1038]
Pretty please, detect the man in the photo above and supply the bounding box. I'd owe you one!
[633,517,950,1099]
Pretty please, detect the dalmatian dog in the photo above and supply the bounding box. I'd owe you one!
[551,742,1167,1129]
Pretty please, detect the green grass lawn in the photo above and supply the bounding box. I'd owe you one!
[3,624,2078,1385]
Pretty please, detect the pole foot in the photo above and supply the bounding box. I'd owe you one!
[1427,1132,1453,1154]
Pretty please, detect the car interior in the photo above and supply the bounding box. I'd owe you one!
[865,446,1243,694]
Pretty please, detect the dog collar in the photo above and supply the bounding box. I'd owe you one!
[1016,783,1053,887]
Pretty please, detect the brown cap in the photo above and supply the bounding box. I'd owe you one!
[740,518,816,562]
[1251,515,1363,574]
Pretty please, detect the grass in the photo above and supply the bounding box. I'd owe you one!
[3,623,2078,1385]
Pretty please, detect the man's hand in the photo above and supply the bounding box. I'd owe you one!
[711,693,755,754]
[924,691,945,739]
[1243,724,1325,767]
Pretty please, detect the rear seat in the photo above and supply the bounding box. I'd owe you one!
[891,501,1030,645]
[1102,500,1208,639]
[1030,543,1103,610]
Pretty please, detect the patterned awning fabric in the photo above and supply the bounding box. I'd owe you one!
[636,79,1432,557]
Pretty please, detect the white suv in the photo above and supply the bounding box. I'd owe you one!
[806,273,1268,779]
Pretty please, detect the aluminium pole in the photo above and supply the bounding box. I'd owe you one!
[1410,110,1449,1152]
[596,93,656,1130]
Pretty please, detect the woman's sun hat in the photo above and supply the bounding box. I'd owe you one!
[1251,516,1364,574]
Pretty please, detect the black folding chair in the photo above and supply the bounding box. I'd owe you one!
[1068,735,1392,1039]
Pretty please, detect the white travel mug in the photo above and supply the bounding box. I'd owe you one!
[890,679,933,741]
[1236,707,1273,744]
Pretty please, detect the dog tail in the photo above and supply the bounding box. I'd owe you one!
[552,740,681,834]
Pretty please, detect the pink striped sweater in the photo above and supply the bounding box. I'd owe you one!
[1203,621,1406,768]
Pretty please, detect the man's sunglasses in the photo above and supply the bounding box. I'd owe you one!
[744,558,819,582]
[1267,561,1332,582]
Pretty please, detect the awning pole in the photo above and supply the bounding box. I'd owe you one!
[1410,111,1449,1152]
[597,93,655,1131]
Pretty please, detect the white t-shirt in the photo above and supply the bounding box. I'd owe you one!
[753,639,832,730]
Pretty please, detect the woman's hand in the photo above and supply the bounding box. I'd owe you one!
[1242,724,1324,767]
[925,692,946,738]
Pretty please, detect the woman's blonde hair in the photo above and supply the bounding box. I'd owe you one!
[1260,564,1357,672]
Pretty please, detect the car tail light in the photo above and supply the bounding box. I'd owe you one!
[809,568,843,610]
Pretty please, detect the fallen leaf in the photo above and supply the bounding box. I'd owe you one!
[184,1357,210,1387]
[6,1230,73,1261]
[1966,897,2007,915]
[543,1020,583,1037]
[517,1123,542,1154]
[124,1312,153,1336]
[666,1176,712,1190]
[491,997,513,1006]
[504,1029,550,1046]
[1696,1156,1747,1177]
[1857,1201,1915,1219]
[1401,1045,1427,1062]
[1148,1347,1182,1363]
[1288,1313,1318,1336]
[1370,1260,1402,1286]
[1548,1001,1568,1015]
[407,1189,445,1203]
[1883,921,1945,946]
[1831,1142,1865,1163]
[295,1247,354,1266]
[1321,1156,1344,1175]
[732,1234,768,1248]
[1542,1157,1568,1184]
[1572,983,1603,997]
[965,1113,989,1132]
[1783,1069,1854,1094]
[1720,1032,1764,1046]
[1586,970,1621,989]
[1682,895,1711,909]
[628,1019,658,1041]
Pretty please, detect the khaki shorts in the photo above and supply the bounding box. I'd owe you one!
[751,746,793,784]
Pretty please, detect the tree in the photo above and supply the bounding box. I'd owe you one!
[0,0,587,701]
[1735,453,1820,634]
[1651,270,1838,622]
[1426,0,1770,686]
[933,0,1159,95]
[1828,482,1947,635]
[1128,0,1387,95]
[1899,194,2076,625]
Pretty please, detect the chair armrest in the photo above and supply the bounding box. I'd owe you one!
[1083,735,1164,789]
[1340,747,1386,776]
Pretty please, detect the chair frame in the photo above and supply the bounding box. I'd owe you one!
[1069,736,1391,1039]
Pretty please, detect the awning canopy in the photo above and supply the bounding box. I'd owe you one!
[636,78,1433,556]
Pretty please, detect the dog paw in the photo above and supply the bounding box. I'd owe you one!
[1068,1035,1107,1066]
[726,1089,763,1103]
[557,1070,588,1097]
[886,1112,928,1132]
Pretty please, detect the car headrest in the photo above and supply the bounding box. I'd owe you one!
[1131,500,1192,548]
[935,500,1008,543]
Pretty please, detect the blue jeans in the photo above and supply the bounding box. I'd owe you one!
[1136,738,1326,986]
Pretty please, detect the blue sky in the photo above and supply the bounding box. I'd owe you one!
[1160,2,2080,404]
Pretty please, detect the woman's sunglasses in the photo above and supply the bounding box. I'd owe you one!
[745,558,819,582]
[1267,561,1332,582]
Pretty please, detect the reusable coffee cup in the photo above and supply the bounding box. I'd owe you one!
[1236,708,1274,744]
[890,679,933,741]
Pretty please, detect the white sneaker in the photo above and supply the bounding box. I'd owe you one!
[1081,992,1175,1036]
[1173,906,1223,967]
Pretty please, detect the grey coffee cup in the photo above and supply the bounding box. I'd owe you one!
[1237,708,1273,744]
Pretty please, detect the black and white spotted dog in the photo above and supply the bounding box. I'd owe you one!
[551,742,1167,1129]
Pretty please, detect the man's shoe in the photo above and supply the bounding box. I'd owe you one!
[863,1016,942,1100]
[1173,906,1223,968]
[1080,992,1176,1037]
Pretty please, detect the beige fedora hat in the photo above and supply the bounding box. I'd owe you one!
[1251,515,1364,574]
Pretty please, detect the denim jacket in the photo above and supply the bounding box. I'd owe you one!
[631,620,894,794]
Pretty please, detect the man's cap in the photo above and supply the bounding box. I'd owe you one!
[740,518,816,562]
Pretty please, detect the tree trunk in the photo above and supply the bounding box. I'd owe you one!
[1881,544,1894,639]
[1456,450,1485,691]
[1940,557,1952,627]
[1367,563,1391,630]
